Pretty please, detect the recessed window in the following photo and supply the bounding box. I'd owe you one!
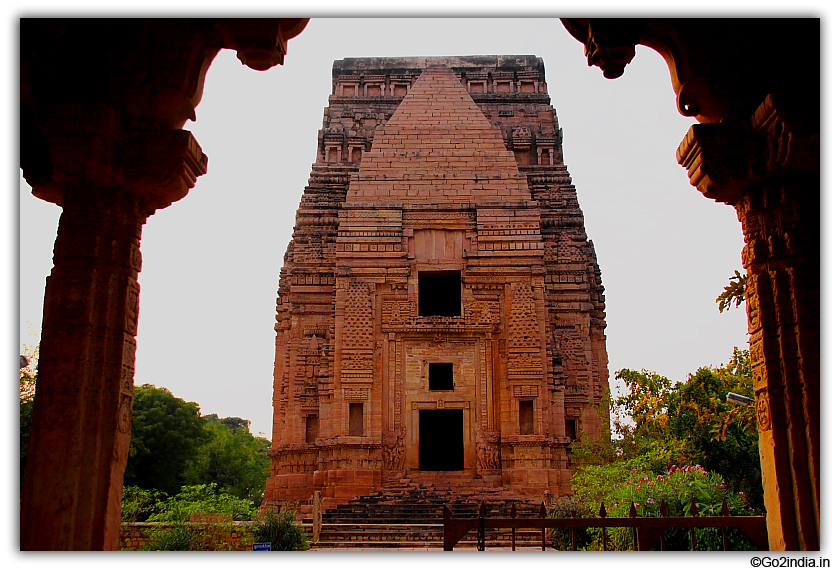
[418,271,461,317]
[305,414,319,443]
[429,363,455,391]
[519,400,535,435]
[349,403,364,436]
[565,419,578,441]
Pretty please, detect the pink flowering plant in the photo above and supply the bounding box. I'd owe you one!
[554,458,758,550]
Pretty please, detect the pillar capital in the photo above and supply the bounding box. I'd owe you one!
[27,103,207,212]
[676,94,819,205]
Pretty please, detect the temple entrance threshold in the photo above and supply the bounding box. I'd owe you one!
[418,410,464,471]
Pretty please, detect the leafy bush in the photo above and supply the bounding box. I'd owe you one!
[554,460,760,551]
[121,485,166,522]
[143,523,199,551]
[146,483,257,524]
[252,505,310,551]
[140,484,257,551]
[548,494,595,550]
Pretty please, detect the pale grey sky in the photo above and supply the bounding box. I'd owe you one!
[19,18,755,438]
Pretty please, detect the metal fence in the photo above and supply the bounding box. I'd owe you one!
[442,500,768,551]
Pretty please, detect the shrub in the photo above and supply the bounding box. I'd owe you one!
[252,505,310,551]
[121,485,166,522]
[548,494,595,550]
[147,483,257,524]
[141,484,257,551]
[555,460,761,551]
[143,523,200,551]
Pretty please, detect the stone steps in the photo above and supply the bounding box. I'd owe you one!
[313,524,545,549]
[308,480,548,550]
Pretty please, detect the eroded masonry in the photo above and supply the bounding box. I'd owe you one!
[264,56,608,506]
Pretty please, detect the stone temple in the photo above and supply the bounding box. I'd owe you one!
[264,56,608,508]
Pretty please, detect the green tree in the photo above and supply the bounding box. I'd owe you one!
[559,349,764,549]
[125,384,210,495]
[185,415,271,505]
[611,349,762,508]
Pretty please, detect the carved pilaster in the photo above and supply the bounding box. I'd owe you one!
[738,184,819,551]
[677,95,819,550]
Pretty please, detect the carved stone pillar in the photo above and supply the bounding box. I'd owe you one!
[20,105,208,551]
[562,17,819,550]
[20,18,308,551]
[21,185,149,551]
[678,95,819,550]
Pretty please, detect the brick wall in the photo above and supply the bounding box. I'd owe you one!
[119,521,256,551]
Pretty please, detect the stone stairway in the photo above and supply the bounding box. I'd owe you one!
[306,478,549,549]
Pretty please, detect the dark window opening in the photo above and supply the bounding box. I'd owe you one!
[418,270,461,316]
[429,363,455,391]
[305,414,319,443]
[419,409,464,470]
[519,400,535,435]
[349,403,364,436]
[566,419,578,441]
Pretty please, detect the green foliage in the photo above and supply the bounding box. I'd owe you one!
[253,505,311,551]
[125,384,210,495]
[147,484,257,523]
[121,485,166,522]
[609,349,763,509]
[548,494,596,550]
[567,395,619,469]
[556,349,764,550]
[185,415,271,505]
[143,523,200,551]
[125,384,270,505]
[141,484,257,551]
[717,270,747,313]
[554,460,759,550]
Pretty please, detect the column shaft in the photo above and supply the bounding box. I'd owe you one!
[21,185,148,550]
[738,180,820,550]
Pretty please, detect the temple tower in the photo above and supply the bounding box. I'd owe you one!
[264,56,608,506]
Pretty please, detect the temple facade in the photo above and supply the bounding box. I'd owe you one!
[264,56,608,505]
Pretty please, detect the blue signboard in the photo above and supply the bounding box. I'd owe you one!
[253,542,272,551]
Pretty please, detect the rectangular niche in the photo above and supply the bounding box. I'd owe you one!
[349,403,364,436]
[305,414,319,443]
[519,400,535,435]
[418,270,461,316]
[429,362,455,391]
[565,419,578,441]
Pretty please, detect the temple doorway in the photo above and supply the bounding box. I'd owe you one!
[418,409,464,471]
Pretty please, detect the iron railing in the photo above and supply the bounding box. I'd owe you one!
[442,499,768,551]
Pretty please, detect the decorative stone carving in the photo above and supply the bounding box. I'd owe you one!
[477,430,501,470]
[382,428,406,472]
